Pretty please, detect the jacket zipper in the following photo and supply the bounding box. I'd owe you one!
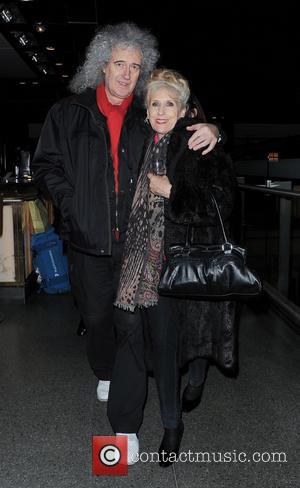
[87,103,119,243]
[75,102,112,254]
[114,192,119,240]
[103,136,112,251]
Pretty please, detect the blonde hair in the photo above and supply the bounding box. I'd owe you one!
[145,68,190,110]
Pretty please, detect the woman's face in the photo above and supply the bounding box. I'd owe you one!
[147,87,185,139]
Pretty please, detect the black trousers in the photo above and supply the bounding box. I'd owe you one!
[107,306,146,433]
[108,296,209,433]
[68,239,124,380]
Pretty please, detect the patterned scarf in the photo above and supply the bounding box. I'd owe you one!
[114,133,171,312]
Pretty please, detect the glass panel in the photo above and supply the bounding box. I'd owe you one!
[239,188,300,306]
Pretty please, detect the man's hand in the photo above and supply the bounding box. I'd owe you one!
[186,123,219,154]
[147,174,172,199]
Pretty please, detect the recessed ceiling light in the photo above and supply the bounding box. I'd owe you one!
[17,34,29,47]
[55,62,63,66]
[62,74,69,78]
[34,22,46,33]
[32,81,39,85]
[46,45,55,51]
[19,81,26,85]
[0,8,13,23]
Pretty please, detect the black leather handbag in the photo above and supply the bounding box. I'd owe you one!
[158,194,262,300]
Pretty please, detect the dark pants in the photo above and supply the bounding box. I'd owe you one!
[108,296,209,433]
[107,307,146,433]
[68,240,124,380]
[188,356,208,386]
[146,297,182,429]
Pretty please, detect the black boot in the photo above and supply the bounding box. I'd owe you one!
[158,420,184,468]
[181,383,204,413]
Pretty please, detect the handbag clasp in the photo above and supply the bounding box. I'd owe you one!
[222,242,233,254]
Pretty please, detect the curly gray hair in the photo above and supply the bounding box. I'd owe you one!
[69,22,159,95]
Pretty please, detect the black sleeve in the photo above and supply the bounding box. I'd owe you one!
[32,102,74,222]
[216,124,227,146]
[167,147,237,227]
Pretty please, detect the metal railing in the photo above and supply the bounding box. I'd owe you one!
[238,183,300,329]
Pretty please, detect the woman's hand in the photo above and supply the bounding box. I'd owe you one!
[147,174,172,199]
[186,123,219,154]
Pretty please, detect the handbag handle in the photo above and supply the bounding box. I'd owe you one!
[210,192,229,243]
[184,192,229,246]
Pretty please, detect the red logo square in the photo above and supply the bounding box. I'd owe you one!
[92,436,128,476]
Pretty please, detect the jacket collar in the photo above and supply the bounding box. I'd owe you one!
[173,115,202,132]
[69,88,145,127]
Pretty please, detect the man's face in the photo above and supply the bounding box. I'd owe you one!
[104,46,142,105]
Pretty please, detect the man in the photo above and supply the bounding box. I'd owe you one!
[32,22,220,410]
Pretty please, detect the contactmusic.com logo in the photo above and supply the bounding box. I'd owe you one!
[92,436,128,476]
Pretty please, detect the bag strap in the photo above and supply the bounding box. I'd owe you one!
[185,224,194,246]
[210,193,228,243]
[184,192,228,246]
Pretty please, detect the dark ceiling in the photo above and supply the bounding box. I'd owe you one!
[0,0,299,127]
[0,0,99,86]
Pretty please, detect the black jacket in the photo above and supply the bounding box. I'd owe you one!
[163,117,239,371]
[32,88,150,255]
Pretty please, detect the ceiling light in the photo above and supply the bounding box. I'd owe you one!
[39,65,48,75]
[0,8,13,23]
[31,81,39,85]
[17,33,29,47]
[19,81,26,85]
[62,74,69,78]
[46,45,55,51]
[31,53,38,63]
[55,62,63,66]
[34,22,46,33]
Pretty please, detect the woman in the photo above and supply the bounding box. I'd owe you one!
[108,69,237,466]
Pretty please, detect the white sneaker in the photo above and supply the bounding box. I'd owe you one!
[116,433,139,465]
[96,380,110,402]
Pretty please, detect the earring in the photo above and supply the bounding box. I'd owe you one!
[145,116,149,124]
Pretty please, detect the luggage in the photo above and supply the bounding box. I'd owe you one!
[31,225,70,294]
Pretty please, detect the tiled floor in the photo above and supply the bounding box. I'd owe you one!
[0,293,299,488]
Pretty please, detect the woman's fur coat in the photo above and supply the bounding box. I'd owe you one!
[164,117,239,371]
